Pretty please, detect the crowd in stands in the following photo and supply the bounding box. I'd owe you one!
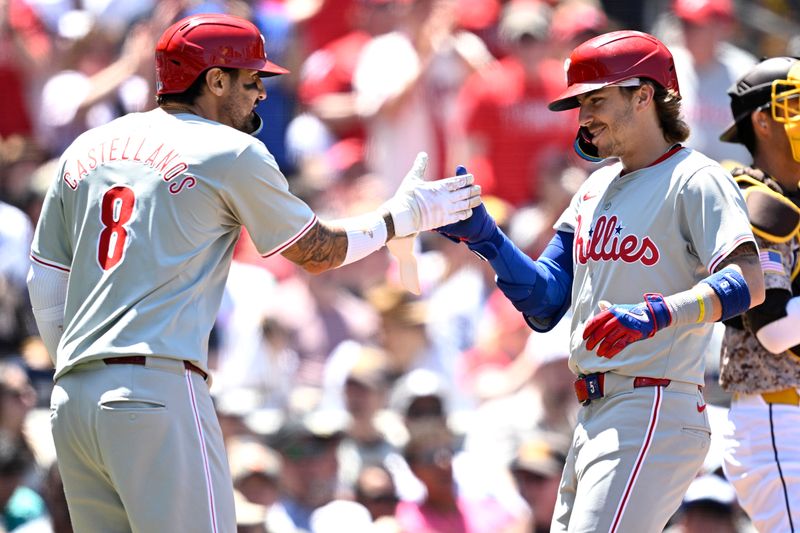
[0,0,793,531]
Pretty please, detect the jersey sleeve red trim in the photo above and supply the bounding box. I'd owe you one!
[30,254,71,273]
[260,214,318,258]
[708,234,755,273]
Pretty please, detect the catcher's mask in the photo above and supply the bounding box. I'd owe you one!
[721,56,800,162]
[770,63,800,162]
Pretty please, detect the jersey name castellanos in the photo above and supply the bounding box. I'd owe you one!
[31,109,316,379]
[555,148,755,385]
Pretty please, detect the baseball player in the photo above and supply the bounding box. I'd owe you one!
[25,14,480,533]
[437,30,765,532]
[717,56,800,532]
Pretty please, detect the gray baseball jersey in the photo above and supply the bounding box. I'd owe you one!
[31,108,316,379]
[554,147,755,385]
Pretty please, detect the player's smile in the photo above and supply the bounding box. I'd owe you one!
[589,125,606,142]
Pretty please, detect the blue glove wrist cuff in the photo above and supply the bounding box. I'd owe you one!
[466,227,504,261]
[703,268,750,321]
[643,293,672,332]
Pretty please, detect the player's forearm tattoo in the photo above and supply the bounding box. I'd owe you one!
[282,223,347,272]
[715,242,759,272]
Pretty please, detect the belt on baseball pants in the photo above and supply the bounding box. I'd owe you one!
[103,356,208,381]
[574,373,673,405]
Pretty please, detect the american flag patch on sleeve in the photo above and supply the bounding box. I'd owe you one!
[760,249,785,275]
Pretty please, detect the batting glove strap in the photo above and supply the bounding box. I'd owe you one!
[643,293,672,331]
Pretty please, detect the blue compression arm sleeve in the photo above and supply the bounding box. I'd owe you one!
[469,229,574,332]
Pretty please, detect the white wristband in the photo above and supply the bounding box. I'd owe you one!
[341,212,388,266]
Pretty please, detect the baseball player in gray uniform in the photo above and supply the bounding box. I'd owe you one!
[717,56,800,532]
[437,30,765,532]
[25,14,480,533]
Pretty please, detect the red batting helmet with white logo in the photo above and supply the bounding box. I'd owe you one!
[548,30,680,111]
[155,13,289,95]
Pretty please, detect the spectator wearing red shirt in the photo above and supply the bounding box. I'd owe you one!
[297,0,405,141]
[456,0,575,207]
[0,0,51,140]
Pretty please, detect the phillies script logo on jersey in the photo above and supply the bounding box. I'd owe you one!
[575,214,660,266]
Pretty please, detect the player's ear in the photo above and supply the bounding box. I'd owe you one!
[205,68,228,96]
[634,83,654,110]
[751,109,770,137]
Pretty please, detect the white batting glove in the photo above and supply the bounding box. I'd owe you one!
[382,152,481,237]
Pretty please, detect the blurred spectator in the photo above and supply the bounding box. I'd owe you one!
[668,0,756,164]
[355,464,399,521]
[0,363,37,443]
[0,433,43,531]
[0,198,37,362]
[213,247,302,409]
[309,499,375,533]
[11,460,72,533]
[216,404,259,454]
[549,0,609,59]
[395,420,521,533]
[267,269,378,387]
[387,369,524,519]
[422,201,500,407]
[295,0,400,142]
[510,432,569,533]
[0,0,51,142]
[227,437,282,509]
[422,0,496,175]
[366,284,452,386]
[351,0,445,190]
[36,21,155,157]
[0,199,32,290]
[459,288,534,403]
[337,346,403,490]
[504,161,587,258]
[390,368,449,431]
[664,474,744,533]
[455,0,575,207]
[251,1,304,176]
[463,316,575,470]
[266,410,347,531]
[296,0,358,57]
[233,489,268,533]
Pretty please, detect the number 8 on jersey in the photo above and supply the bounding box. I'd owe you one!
[98,186,135,270]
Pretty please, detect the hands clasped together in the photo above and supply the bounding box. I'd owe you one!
[382,153,482,238]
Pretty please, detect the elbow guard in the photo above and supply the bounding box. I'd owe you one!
[702,268,750,321]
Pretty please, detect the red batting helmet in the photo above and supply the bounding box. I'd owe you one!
[548,30,679,111]
[155,13,289,95]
